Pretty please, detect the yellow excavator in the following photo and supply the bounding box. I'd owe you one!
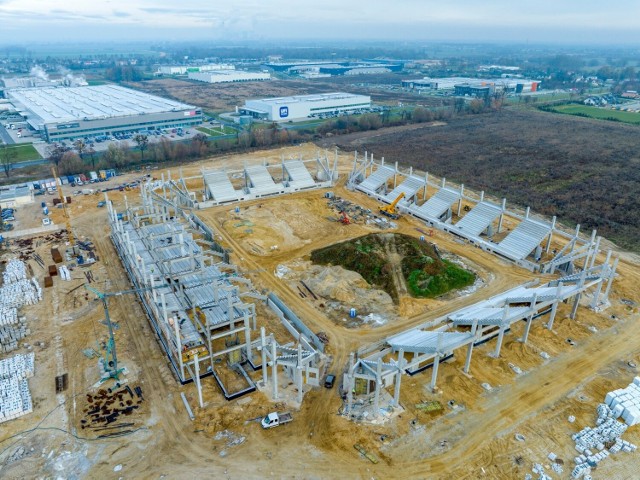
[379,192,405,220]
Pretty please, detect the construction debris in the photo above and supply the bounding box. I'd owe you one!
[354,443,379,464]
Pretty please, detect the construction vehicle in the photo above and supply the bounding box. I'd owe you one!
[339,211,351,225]
[379,192,405,220]
[51,166,74,246]
[261,411,293,429]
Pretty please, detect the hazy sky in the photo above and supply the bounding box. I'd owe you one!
[1,0,640,44]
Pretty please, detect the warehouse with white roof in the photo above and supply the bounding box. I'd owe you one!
[5,85,203,142]
[240,92,371,122]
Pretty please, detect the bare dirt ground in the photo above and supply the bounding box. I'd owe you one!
[126,73,442,113]
[1,143,640,479]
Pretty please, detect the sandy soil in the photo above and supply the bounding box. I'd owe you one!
[1,143,639,480]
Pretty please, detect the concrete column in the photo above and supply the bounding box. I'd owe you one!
[590,279,605,310]
[393,370,402,407]
[271,340,278,400]
[547,282,563,330]
[521,315,534,344]
[260,328,268,384]
[602,257,618,304]
[393,348,403,407]
[546,216,556,254]
[173,313,184,381]
[463,342,474,374]
[194,354,203,408]
[589,236,601,269]
[498,199,507,233]
[393,161,398,189]
[244,312,251,363]
[521,292,537,343]
[493,325,506,358]
[430,355,440,392]
[347,353,355,415]
[423,172,429,200]
[373,358,382,418]
[457,184,464,217]
[570,293,582,320]
[297,344,304,404]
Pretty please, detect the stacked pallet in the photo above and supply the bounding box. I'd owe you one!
[0,352,35,423]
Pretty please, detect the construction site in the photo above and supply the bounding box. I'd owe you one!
[1,142,640,479]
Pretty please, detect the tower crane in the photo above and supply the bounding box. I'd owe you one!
[83,269,265,382]
[51,165,74,246]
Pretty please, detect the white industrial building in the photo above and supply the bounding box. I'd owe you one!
[188,71,271,84]
[0,184,34,209]
[6,85,202,142]
[157,64,235,75]
[402,77,540,93]
[240,92,371,122]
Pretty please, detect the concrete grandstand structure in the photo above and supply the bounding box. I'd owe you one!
[5,85,203,142]
[349,153,597,273]
[240,92,371,122]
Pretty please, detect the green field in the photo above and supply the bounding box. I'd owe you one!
[3,143,42,162]
[196,125,236,136]
[546,104,640,125]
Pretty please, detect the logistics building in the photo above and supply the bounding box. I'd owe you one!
[6,85,202,142]
[156,64,235,75]
[402,77,540,94]
[188,71,271,84]
[240,93,371,122]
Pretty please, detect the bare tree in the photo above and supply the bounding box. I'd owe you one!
[87,143,97,170]
[0,143,17,178]
[133,134,149,162]
[46,143,67,167]
[73,139,86,159]
[58,151,84,175]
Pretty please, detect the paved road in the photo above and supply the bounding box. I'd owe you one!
[13,158,48,169]
[0,125,14,145]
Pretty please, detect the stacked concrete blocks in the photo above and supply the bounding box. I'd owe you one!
[0,260,42,353]
[0,352,35,423]
[605,377,640,426]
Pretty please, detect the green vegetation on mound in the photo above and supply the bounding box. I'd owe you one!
[310,233,475,302]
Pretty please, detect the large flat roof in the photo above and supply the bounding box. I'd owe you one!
[248,92,369,106]
[7,85,197,125]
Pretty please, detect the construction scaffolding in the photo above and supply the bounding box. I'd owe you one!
[349,152,597,272]
[108,188,259,400]
[108,178,325,406]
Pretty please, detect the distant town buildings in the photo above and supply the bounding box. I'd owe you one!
[156,64,235,76]
[402,77,541,97]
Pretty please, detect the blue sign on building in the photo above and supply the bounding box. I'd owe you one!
[279,106,289,118]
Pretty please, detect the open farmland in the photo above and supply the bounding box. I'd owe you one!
[546,103,640,125]
[320,108,640,252]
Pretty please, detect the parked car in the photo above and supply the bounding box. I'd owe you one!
[324,374,336,389]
